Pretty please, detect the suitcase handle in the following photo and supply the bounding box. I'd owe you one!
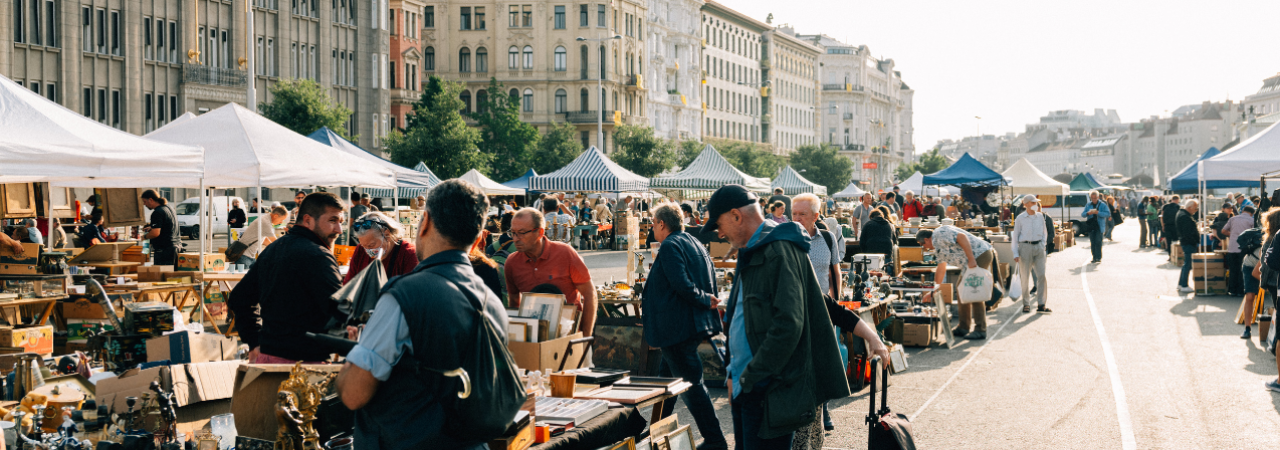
[865,356,891,438]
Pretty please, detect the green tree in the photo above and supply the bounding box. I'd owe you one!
[789,143,854,194]
[708,139,787,179]
[894,147,951,181]
[675,140,705,169]
[612,125,677,177]
[470,78,540,180]
[387,76,487,179]
[533,122,583,174]
[258,78,354,139]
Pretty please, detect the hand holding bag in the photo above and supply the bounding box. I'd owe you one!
[1007,264,1022,300]
[957,266,993,304]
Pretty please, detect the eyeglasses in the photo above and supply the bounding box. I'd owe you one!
[506,228,538,238]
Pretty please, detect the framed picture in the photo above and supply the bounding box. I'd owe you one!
[520,293,566,338]
[507,322,530,342]
[603,437,637,450]
[558,305,581,338]
[889,346,909,374]
[649,414,679,440]
[652,435,669,450]
[508,317,540,343]
[664,425,694,450]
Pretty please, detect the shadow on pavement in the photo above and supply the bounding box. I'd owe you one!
[1168,294,1245,337]
[1243,335,1277,376]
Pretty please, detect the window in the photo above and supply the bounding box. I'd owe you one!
[81,7,90,51]
[168,21,176,60]
[96,8,105,53]
[554,46,566,71]
[112,90,121,127]
[145,93,153,131]
[406,62,417,89]
[14,0,23,43]
[580,45,588,79]
[290,44,297,77]
[389,61,397,88]
[521,5,531,27]
[29,0,39,45]
[523,89,533,112]
[459,47,470,72]
[597,4,604,26]
[522,46,532,69]
[267,39,275,75]
[369,53,376,87]
[579,4,587,26]
[381,53,388,87]
[508,5,518,27]
[554,6,564,29]
[460,90,471,114]
[157,16,166,61]
[337,51,344,83]
[424,46,434,70]
[389,9,396,34]
[460,7,470,30]
[582,131,589,149]
[44,0,55,47]
[158,94,166,126]
[476,47,487,72]
[144,17,153,59]
[476,89,488,113]
[598,45,605,79]
[310,45,318,78]
[425,6,433,27]
[81,87,91,117]
[258,38,265,74]
[555,89,566,113]
[475,7,485,29]
[44,83,55,102]
[509,88,518,102]
[508,46,518,69]
[170,95,177,121]
[580,88,589,112]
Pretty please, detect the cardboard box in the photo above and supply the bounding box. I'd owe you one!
[0,243,42,274]
[1192,265,1227,278]
[124,301,176,336]
[898,247,924,262]
[97,361,242,435]
[231,364,342,440]
[0,325,53,355]
[708,242,733,259]
[147,331,239,364]
[1194,279,1227,291]
[176,252,226,272]
[901,322,938,347]
[940,283,953,304]
[137,265,175,282]
[1171,245,1184,261]
[507,332,587,372]
[66,319,114,341]
[1191,253,1225,265]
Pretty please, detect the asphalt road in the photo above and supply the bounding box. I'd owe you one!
[582,222,1280,449]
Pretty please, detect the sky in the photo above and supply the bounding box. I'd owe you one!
[726,0,1280,154]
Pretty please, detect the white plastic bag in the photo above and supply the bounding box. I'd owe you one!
[957,266,994,304]
[1007,264,1022,300]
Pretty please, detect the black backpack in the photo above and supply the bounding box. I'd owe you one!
[410,271,527,440]
[1238,228,1264,255]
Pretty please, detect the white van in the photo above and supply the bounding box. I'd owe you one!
[174,196,256,239]
[1038,191,1092,236]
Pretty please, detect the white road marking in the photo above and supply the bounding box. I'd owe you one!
[1081,269,1138,450]
[908,303,1017,422]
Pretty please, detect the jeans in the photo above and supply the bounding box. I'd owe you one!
[152,247,178,266]
[1179,244,1197,288]
[1105,219,1114,240]
[1089,230,1103,261]
[731,388,793,450]
[658,337,727,446]
[1226,252,1244,295]
[1139,219,1149,246]
[1147,220,1161,247]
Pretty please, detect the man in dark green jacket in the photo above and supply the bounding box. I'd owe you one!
[703,185,850,448]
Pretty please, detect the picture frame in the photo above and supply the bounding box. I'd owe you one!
[649,414,679,440]
[519,293,566,339]
[507,322,530,342]
[558,304,581,338]
[604,437,637,450]
[889,346,909,374]
[652,435,670,450]
[664,425,694,450]
[508,317,540,343]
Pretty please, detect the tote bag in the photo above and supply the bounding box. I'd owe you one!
[1007,264,1022,300]
[957,266,994,304]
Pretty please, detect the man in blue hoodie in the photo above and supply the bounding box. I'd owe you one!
[703,185,849,449]
[1082,190,1111,264]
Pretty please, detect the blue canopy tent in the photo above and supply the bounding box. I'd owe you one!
[307,126,439,198]
[502,168,540,193]
[921,153,1008,186]
[1168,147,1252,193]
[1067,172,1107,191]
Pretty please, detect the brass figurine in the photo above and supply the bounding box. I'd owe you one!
[274,363,336,450]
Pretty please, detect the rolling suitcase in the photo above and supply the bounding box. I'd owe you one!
[866,356,917,450]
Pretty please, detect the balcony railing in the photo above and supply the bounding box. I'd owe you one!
[626,74,644,90]
[844,144,865,151]
[822,83,864,92]
[843,113,854,120]
[565,110,619,124]
[182,64,247,87]
[668,93,684,105]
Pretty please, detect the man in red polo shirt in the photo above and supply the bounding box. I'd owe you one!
[505,208,598,336]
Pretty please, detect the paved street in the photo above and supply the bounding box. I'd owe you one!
[583,222,1280,449]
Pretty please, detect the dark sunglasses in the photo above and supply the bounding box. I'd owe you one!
[353,216,389,233]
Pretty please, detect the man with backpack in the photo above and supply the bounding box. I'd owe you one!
[337,179,515,450]
[900,191,925,220]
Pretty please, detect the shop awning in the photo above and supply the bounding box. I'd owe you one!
[1067,172,1106,191]
[502,169,539,192]
[921,153,1007,187]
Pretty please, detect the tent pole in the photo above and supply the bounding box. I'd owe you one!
[198,179,205,275]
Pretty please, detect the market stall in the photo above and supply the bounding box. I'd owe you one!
[1167,147,1221,194]
[1067,172,1106,192]
[832,181,868,199]
[771,165,827,196]
[896,171,952,197]
[459,169,527,196]
[308,126,438,199]
[650,144,771,200]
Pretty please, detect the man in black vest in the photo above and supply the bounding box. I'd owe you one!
[337,179,506,450]
[140,190,182,266]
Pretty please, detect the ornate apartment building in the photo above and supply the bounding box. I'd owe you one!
[761,24,818,154]
[421,0,648,151]
[388,0,425,130]
[644,0,700,142]
[698,0,763,145]
[0,0,391,150]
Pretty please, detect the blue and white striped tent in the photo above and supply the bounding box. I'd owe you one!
[651,144,771,192]
[772,165,828,196]
[529,146,649,192]
[306,126,439,198]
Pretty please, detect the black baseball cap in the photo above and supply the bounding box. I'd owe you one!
[702,185,759,234]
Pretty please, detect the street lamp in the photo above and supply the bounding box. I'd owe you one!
[577,34,622,150]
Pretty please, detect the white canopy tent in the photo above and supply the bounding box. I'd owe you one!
[1002,158,1069,196]
[459,169,526,196]
[831,181,868,199]
[1199,120,1280,185]
[0,74,205,187]
[896,172,952,197]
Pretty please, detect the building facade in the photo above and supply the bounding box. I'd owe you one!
[1,0,390,151]
[761,24,817,154]
[645,0,701,142]
[698,0,764,145]
[421,0,647,152]
[388,0,426,130]
[1241,72,1280,140]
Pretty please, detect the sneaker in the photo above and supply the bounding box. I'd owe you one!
[1178,286,1195,293]
[1242,327,1252,339]
[965,331,987,340]
[1023,305,1031,313]
[1037,306,1052,313]
[824,423,835,432]
[952,327,970,337]
[1266,380,1280,393]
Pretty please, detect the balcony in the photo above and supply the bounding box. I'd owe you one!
[391,88,420,104]
[565,110,620,124]
[822,83,864,92]
[760,113,771,124]
[668,93,685,105]
[843,113,854,120]
[759,58,770,69]
[626,74,644,91]
[843,144,865,152]
[182,64,247,87]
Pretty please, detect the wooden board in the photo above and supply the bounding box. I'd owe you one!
[1,183,37,219]
[36,183,74,219]
[95,188,149,227]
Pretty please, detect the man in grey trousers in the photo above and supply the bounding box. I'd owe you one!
[1012,195,1051,313]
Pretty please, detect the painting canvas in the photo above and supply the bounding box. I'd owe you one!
[593,323,651,375]
[519,293,565,339]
